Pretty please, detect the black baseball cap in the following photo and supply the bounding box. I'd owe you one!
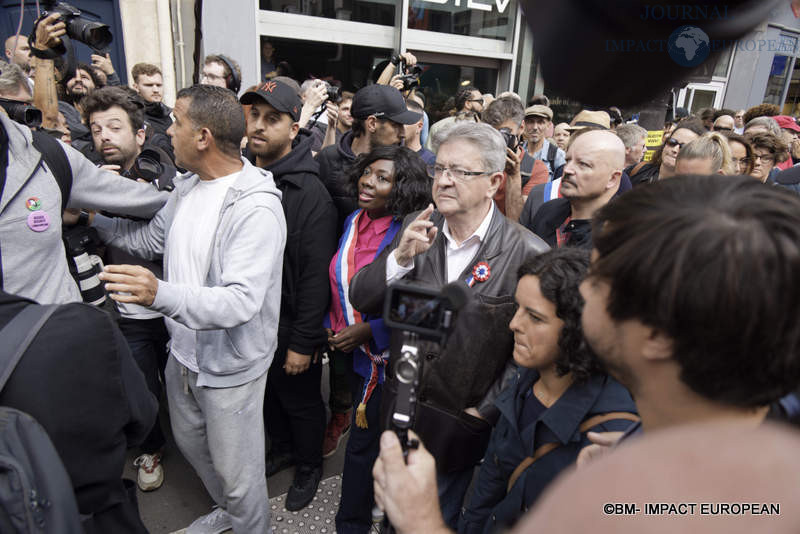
[240,80,302,122]
[351,85,422,125]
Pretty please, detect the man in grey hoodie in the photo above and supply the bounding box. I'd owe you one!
[95,85,287,534]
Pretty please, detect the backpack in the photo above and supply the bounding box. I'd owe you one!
[545,142,565,180]
[0,303,84,533]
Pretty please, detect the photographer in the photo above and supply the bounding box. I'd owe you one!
[0,14,169,306]
[349,122,548,528]
[83,85,173,492]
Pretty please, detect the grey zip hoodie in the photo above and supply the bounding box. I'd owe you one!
[93,158,287,387]
[0,113,168,304]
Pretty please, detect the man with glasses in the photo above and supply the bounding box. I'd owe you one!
[200,54,241,94]
[712,114,735,133]
[349,122,548,530]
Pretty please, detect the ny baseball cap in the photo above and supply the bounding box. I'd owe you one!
[240,80,302,122]
[351,85,422,125]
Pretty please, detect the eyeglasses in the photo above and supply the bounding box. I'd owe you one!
[713,126,732,132]
[467,98,484,105]
[732,157,753,167]
[665,137,686,149]
[429,164,494,182]
[753,153,775,163]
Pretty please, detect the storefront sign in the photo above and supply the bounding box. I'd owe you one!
[421,0,511,14]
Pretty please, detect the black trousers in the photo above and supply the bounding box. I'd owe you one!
[265,341,326,467]
[117,316,169,454]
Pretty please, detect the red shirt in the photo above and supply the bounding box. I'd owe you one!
[328,212,393,332]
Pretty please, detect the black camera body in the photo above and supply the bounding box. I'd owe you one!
[499,127,519,152]
[0,97,42,128]
[42,1,112,51]
[383,281,469,454]
[326,84,342,104]
[398,61,422,92]
[122,147,176,191]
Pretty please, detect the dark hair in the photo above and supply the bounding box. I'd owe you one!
[698,107,716,122]
[455,85,479,111]
[650,119,706,167]
[517,248,602,384]
[346,145,432,219]
[351,117,366,137]
[714,108,736,120]
[131,62,162,82]
[82,86,145,131]
[61,63,102,91]
[175,85,245,157]
[341,90,355,103]
[590,175,800,407]
[528,94,550,107]
[722,132,755,175]
[481,96,524,129]
[746,131,789,164]
[743,103,781,125]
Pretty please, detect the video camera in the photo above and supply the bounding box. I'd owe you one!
[41,1,112,51]
[383,281,469,454]
[0,97,42,128]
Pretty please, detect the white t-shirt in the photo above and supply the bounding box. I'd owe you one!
[166,171,240,372]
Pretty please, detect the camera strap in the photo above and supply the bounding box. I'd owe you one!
[0,304,59,393]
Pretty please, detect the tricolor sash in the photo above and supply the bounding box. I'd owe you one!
[333,209,401,428]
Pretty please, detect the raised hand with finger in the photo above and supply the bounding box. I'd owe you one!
[393,203,438,268]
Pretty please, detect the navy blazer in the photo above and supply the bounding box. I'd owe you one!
[459,369,637,534]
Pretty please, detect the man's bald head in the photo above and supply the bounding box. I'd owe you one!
[714,115,735,132]
[516,422,800,534]
[4,35,31,73]
[560,130,625,203]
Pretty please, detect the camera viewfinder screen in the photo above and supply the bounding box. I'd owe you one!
[389,290,443,331]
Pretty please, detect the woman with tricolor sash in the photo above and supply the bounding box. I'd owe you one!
[329,145,432,533]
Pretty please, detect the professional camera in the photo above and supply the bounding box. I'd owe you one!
[383,281,469,453]
[122,147,176,191]
[397,61,422,92]
[41,1,112,51]
[63,227,106,307]
[0,97,42,128]
[326,83,342,104]
[499,127,519,152]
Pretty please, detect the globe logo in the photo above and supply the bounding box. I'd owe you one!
[668,25,711,67]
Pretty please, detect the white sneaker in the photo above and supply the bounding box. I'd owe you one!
[133,453,164,491]
[186,507,233,534]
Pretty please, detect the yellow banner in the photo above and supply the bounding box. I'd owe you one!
[643,130,664,162]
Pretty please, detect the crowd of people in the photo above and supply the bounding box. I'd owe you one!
[1,7,800,534]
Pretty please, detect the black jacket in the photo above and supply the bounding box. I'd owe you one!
[461,370,636,534]
[144,101,173,136]
[261,129,338,355]
[316,129,358,235]
[527,198,593,248]
[0,291,156,533]
[349,207,549,473]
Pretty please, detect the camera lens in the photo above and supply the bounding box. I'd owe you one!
[395,356,418,384]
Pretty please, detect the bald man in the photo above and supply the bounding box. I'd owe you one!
[4,35,32,74]
[712,114,735,133]
[524,129,625,247]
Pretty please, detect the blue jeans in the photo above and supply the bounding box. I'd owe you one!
[166,355,270,534]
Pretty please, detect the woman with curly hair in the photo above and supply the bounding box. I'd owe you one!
[330,145,432,533]
[460,247,637,534]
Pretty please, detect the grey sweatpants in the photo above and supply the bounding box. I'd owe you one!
[166,355,270,533]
